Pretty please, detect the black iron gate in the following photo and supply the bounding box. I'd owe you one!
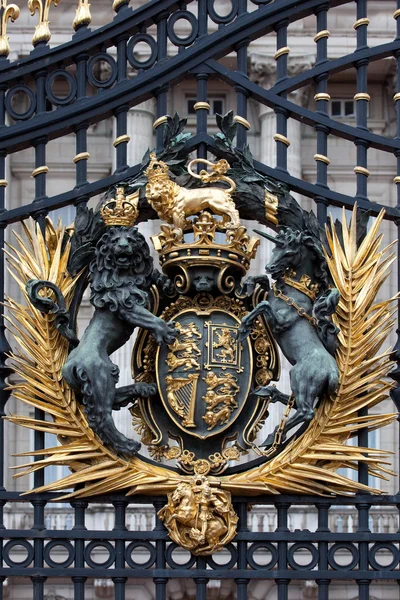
[0,0,399,598]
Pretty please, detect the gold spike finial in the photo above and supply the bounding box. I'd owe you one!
[0,0,20,57]
[28,0,61,47]
[112,0,129,12]
[73,0,91,31]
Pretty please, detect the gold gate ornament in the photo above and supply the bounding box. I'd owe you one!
[158,476,238,555]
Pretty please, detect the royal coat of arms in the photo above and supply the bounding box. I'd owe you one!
[131,157,280,475]
[5,114,397,555]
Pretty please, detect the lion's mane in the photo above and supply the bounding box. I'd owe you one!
[146,180,179,221]
[89,226,154,313]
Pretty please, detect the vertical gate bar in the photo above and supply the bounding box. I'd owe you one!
[153,501,168,600]
[0,80,10,600]
[198,0,208,38]
[274,19,289,174]
[316,502,331,600]
[74,50,89,204]
[355,0,369,50]
[354,0,370,487]
[72,500,88,600]
[32,344,46,600]
[114,33,129,173]
[113,499,128,600]
[236,502,249,600]
[354,0,370,204]
[0,79,11,497]
[195,72,209,161]
[0,498,4,600]
[313,3,330,226]
[391,1,400,493]
[31,497,47,600]
[32,136,48,233]
[356,502,371,600]
[32,137,48,600]
[235,0,249,150]
[114,106,129,173]
[275,500,290,600]
[398,503,400,600]
[194,556,208,600]
[32,68,49,232]
[74,122,90,190]
[155,11,169,153]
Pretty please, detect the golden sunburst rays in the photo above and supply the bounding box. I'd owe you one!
[4,206,398,499]
[221,205,397,496]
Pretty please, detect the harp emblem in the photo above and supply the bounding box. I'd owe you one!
[156,308,252,439]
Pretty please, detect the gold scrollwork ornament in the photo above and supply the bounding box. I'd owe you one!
[158,476,238,555]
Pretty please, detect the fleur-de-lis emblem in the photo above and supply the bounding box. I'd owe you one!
[0,0,20,57]
[28,0,61,47]
[73,0,91,31]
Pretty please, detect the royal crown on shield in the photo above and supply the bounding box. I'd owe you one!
[146,155,260,292]
[146,154,260,286]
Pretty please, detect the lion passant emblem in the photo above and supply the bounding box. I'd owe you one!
[145,153,241,237]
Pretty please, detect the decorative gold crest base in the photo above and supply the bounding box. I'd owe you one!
[158,476,238,555]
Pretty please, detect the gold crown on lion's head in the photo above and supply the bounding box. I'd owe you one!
[100,187,139,227]
[145,152,169,181]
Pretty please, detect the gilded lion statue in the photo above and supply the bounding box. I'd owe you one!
[145,154,240,237]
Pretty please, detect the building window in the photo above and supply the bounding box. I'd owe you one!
[187,96,225,116]
[331,99,355,118]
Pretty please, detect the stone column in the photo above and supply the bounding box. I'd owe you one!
[287,58,313,181]
[112,99,155,171]
[126,99,156,167]
[120,98,159,263]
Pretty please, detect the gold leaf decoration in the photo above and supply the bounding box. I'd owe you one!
[6,207,397,499]
[28,0,61,46]
[73,0,91,30]
[5,218,181,499]
[112,0,129,12]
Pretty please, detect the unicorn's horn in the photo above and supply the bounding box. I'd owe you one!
[253,229,284,246]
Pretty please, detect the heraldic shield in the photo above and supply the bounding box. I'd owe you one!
[157,309,252,439]
[133,289,279,474]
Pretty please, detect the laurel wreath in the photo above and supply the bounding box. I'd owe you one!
[5,208,397,498]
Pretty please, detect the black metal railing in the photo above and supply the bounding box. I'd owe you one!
[0,494,398,598]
